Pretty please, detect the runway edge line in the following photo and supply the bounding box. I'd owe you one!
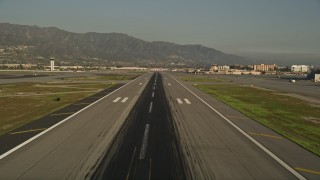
[167,73,306,180]
[0,75,144,160]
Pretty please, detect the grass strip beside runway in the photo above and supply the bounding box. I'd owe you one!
[196,84,320,156]
[0,82,115,135]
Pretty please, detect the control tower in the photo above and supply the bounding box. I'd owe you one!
[50,57,55,71]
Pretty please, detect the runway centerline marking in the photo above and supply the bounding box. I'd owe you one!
[50,112,74,116]
[295,167,320,175]
[152,92,155,98]
[149,102,153,113]
[184,98,191,104]
[121,97,129,103]
[177,98,183,104]
[248,132,283,139]
[168,73,306,180]
[10,128,47,135]
[113,97,121,102]
[139,124,150,159]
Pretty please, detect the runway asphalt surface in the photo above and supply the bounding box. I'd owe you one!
[211,74,320,99]
[92,73,186,180]
[163,72,320,179]
[0,72,319,179]
[0,83,123,155]
[0,73,152,179]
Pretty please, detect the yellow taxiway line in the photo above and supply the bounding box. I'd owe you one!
[50,112,74,116]
[226,115,249,120]
[248,132,283,139]
[295,167,320,175]
[10,128,47,135]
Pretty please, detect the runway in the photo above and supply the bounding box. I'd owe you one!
[0,73,152,179]
[92,73,186,179]
[0,72,319,179]
[162,72,320,179]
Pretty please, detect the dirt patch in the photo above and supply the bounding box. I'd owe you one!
[303,117,320,125]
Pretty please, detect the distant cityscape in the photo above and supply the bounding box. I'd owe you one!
[0,57,319,82]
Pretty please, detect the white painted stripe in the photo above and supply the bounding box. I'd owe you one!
[177,98,183,104]
[168,83,171,86]
[168,74,306,180]
[153,86,156,90]
[139,124,150,159]
[149,102,153,113]
[113,97,121,102]
[121,97,129,103]
[184,98,191,104]
[0,74,145,160]
[152,92,155,98]
[154,83,156,86]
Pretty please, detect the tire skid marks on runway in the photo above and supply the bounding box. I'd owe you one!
[112,97,129,103]
[139,124,150,159]
[126,147,137,179]
[176,98,191,104]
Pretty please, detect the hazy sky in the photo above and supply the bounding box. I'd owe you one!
[0,0,320,59]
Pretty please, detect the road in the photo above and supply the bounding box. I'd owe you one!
[0,72,320,179]
[0,73,152,179]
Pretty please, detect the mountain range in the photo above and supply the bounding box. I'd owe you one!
[0,23,251,67]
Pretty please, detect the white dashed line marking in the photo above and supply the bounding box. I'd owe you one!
[121,97,129,103]
[139,124,150,159]
[113,97,121,102]
[184,98,191,104]
[149,102,153,113]
[177,98,183,104]
[153,86,156,90]
[152,92,155,98]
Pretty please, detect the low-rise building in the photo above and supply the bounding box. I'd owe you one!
[218,65,230,71]
[253,64,277,72]
[291,65,309,73]
[315,74,320,82]
[209,64,218,72]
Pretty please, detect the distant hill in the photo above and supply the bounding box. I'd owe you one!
[0,23,251,66]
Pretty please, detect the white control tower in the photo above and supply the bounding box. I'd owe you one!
[50,57,55,71]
